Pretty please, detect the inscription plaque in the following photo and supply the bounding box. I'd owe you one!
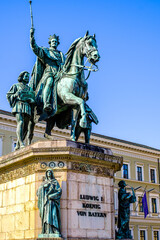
[77,194,107,218]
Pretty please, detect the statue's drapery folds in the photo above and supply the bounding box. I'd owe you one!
[116,180,136,239]
[37,170,62,236]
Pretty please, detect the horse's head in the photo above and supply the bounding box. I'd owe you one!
[82,31,100,65]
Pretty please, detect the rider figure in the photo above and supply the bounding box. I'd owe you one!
[30,28,65,112]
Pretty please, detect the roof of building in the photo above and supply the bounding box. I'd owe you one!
[1,109,160,153]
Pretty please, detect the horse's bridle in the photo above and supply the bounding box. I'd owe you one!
[61,37,99,80]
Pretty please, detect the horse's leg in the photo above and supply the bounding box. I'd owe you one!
[44,117,56,140]
[84,128,91,144]
[62,92,87,128]
[75,123,82,142]
[71,108,79,141]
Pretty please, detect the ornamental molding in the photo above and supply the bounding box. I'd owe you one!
[71,162,114,177]
[33,156,72,161]
[112,149,157,162]
[90,136,160,156]
[0,145,122,172]
[0,160,67,184]
[0,122,44,138]
[0,162,40,184]
[0,152,71,169]
[0,123,16,133]
[1,145,120,161]
[30,146,123,168]
[0,158,115,183]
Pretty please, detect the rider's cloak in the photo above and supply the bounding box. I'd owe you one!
[29,47,64,122]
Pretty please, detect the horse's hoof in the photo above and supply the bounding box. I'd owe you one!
[44,133,54,140]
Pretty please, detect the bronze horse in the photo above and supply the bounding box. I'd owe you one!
[29,31,100,143]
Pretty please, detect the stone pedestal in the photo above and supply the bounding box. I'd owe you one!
[0,140,123,240]
[38,238,63,240]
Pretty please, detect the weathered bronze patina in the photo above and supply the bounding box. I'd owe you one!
[30,28,65,112]
[7,1,100,146]
[7,71,35,150]
[116,180,136,239]
[29,26,100,143]
[37,169,62,237]
[74,103,98,143]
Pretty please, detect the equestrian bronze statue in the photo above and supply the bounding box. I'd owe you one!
[29,29,100,143]
[7,1,100,148]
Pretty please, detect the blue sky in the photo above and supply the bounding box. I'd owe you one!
[0,0,160,148]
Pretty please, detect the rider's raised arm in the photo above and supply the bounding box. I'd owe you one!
[30,28,44,61]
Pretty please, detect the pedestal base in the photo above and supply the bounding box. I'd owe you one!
[38,238,63,240]
[38,234,62,238]
[0,140,123,240]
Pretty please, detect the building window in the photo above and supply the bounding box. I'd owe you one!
[138,196,144,212]
[123,164,129,179]
[154,231,159,240]
[152,198,157,213]
[137,166,143,181]
[150,168,156,183]
[140,230,146,240]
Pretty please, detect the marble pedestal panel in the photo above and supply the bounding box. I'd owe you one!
[0,140,123,240]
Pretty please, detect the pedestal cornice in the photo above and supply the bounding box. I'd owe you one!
[0,140,123,183]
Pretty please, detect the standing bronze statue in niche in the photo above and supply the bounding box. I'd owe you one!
[116,180,136,239]
[37,170,62,237]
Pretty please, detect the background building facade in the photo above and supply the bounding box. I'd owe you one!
[0,109,160,240]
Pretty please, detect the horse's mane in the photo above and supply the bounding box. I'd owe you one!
[63,37,83,72]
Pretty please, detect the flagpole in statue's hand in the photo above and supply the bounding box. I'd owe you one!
[29,0,34,29]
